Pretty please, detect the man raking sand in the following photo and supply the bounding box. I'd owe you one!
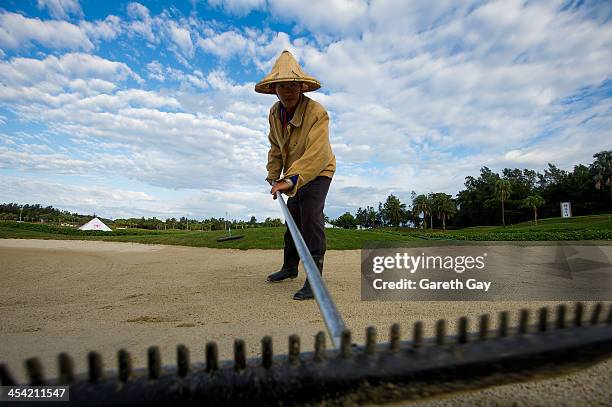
[256,50,336,301]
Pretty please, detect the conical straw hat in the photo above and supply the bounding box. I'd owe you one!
[255,50,321,94]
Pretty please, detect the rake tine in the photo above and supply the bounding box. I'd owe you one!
[25,357,45,385]
[538,307,548,332]
[458,317,468,344]
[118,349,132,382]
[365,326,376,355]
[389,324,401,352]
[288,335,300,366]
[590,303,603,325]
[177,345,189,377]
[498,311,509,337]
[205,342,218,373]
[148,346,161,379]
[88,352,103,383]
[556,304,567,329]
[234,340,246,371]
[435,320,446,346]
[314,332,326,362]
[413,321,423,348]
[340,330,352,358]
[574,303,584,327]
[478,314,489,340]
[519,309,530,335]
[0,363,16,386]
[58,353,74,384]
[261,336,273,369]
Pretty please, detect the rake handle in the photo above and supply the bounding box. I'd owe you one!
[276,191,346,348]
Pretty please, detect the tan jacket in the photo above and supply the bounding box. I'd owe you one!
[266,94,336,197]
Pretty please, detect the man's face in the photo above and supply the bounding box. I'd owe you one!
[275,82,301,109]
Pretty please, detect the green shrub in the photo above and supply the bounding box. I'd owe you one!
[413,229,611,241]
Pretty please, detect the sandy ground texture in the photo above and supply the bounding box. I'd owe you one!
[0,239,611,406]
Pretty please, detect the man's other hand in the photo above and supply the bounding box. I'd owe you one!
[270,180,291,199]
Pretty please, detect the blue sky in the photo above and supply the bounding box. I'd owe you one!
[0,0,610,221]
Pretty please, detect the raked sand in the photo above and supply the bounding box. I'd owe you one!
[0,239,610,406]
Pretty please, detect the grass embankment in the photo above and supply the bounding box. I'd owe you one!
[405,214,612,241]
[0,221,417,250]
[0,214,610,249]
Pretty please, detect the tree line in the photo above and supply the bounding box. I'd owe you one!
[330,150,611,230]
[0,203,96,225]
[0,203,283,231]
[112,216,283,230]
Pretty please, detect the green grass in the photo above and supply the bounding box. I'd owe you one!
[406,214,612,241]
[463,214,612,232]
[1,214,610,250]
[0,221,419,250]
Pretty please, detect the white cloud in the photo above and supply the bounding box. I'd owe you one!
[0,54,270,197]
[124,4,198,62]
[79,15,122,42]
[207,0,266,17]
[0,11,93,51]
[36,0,83,20]
[146,62,210,90]
[209,0,372,34]
[0,53,141,87]
[126,2,156,43]
[298,0,612,158]
[147,61,165,81]
[167,21,194,58]
[127,2,151,21]
[268,0,369,35]
[197,30,248,59]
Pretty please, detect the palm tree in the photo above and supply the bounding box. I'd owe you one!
[383,194,407,231]
[426,194,434,231]
[522,195,545,225]
[590,151,612,205]
[431,193,456,230]
[412,194,430,230]
[495,179,512,227]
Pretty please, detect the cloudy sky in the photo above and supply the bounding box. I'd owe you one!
[0,0,610,221]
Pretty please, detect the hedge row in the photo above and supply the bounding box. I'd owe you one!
[414,229,612,241]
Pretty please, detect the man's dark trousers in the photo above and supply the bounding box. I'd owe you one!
[283,176,332,268]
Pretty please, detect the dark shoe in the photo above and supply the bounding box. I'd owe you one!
[293,280,314,300]
[267,267,298,282]
[293,255,324,301]
[268,249,299,282]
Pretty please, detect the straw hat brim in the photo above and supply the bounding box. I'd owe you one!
[254,77,321,94]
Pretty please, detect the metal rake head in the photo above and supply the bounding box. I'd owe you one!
[1,303,611,406]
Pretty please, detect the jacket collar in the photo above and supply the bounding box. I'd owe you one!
[273,94,309,128]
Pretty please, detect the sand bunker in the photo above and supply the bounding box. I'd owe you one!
[0,239,610,406]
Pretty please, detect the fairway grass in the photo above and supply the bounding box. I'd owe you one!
[0,214,610,250]
[0,223,419,250]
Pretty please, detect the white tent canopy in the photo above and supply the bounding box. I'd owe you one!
[79,217,112,232]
